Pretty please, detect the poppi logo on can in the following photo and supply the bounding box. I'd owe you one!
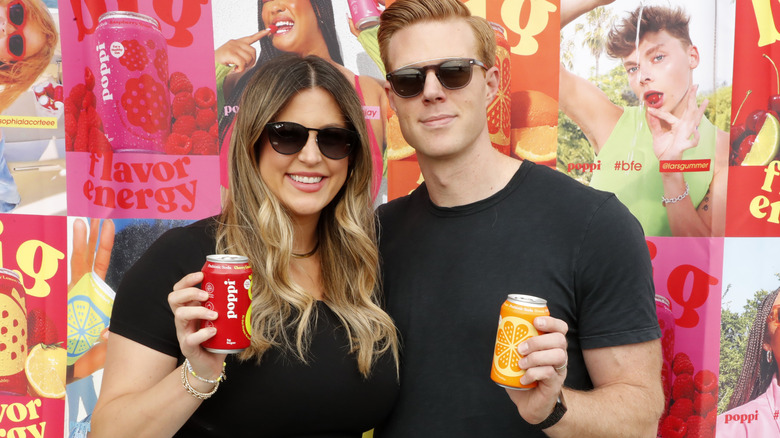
[200,255,253,354]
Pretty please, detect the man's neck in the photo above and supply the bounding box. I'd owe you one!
[417,142,521,208]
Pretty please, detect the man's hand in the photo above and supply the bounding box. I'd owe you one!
[505,316,569,425]
[648,85,709,161]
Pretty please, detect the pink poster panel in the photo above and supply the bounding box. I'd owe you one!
[647,237,722,437]
[59,0,220,219]
[0,214,67,437]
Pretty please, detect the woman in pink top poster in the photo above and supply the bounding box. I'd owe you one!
[718,288,780,436]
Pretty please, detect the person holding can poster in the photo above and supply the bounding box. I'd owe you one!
[718,288,780,437]
[558,0,729,238]
[89,55,400,437]
[374,0,663,436]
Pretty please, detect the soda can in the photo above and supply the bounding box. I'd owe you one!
[655,295,674,413]
[348,0,381,30]
[490,294,549,389]
[94,11,170,153]
[487,22,511,156]
[200,255,253,354]
[0,268,28,395]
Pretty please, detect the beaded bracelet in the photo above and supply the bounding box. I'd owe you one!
[181,364,219,400]
[184,358,226,384]
[661,182,689,206]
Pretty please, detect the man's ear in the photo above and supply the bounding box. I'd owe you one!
[688,44,700,70]
[484,65,500,108]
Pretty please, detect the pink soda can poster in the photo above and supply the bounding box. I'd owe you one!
[60,0,221,219]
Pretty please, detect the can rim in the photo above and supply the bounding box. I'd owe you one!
[0,267,20,281]
[206,254,250,263]
[507,294,547,306]
[98,11,161,29]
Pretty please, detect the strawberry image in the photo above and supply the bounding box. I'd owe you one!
[27,308,58,347]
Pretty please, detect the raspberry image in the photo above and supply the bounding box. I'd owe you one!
[659,415,686,438]
[89,127,112,153]
[172,92,196,118]
[169,72,193,95]
[194,86,216,109]
[668,398,693,420]
[209,123,218,138]
[65,134,73,152]
[74,109,91,152]
[65,111,78,138]
[85,66,95,91]
[196,108,216,130]
[693,391,716,416]
[672,352,694,376]
[662,329,674,363]
[121,74,170,134]
[693,369,717,394]
[164,133,192,155]
[154,49,168,82]
[82,90,96,110]
[685,415,709,438]
[672,373,694,401]
[191,130,217,155]
[69,84,87,110]
[172,115,197,137]
[119,39,149,71]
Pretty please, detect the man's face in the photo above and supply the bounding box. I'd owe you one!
[622,30,698,118]
[384,19,497,161]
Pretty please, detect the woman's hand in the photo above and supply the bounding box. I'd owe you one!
[168,272,226,381]
[215,29,272,73]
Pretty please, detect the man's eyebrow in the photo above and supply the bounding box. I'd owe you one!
[622,43,666,67]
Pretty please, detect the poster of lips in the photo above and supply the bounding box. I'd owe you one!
[59,0,221,220]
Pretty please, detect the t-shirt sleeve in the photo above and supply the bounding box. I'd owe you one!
[574,195,661,350]
[109,223,215,358]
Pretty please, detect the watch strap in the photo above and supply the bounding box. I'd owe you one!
[533,394,567,430]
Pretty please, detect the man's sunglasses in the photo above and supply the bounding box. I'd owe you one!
[265,122,357,160]
[386,57,488,98]
[6,0,26,61]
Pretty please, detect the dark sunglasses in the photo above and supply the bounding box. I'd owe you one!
[265,122,356,160]
[386,57,488,98]
[6,0,26,60]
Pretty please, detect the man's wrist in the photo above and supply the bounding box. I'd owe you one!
[532,392,567,430]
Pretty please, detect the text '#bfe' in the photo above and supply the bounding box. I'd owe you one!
[83,152,197,213]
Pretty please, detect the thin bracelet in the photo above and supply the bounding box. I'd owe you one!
[184,358,226,384]
[181,364,220,400]
[661,182,689,206]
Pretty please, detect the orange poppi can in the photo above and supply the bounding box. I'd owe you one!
[200,255,253,354]
[487,21,511,156]
[491,294,549,389]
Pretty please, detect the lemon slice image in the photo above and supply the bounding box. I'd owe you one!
[26,344,66,399]
[67,295,110,366]
[743,113,780,166]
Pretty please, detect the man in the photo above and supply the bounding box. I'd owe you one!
[375,0,663,436]
[559,0,729,237]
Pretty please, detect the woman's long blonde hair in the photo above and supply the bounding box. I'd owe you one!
[217,54,398,377]
[0,0,58,113]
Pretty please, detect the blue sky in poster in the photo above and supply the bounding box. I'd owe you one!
[722,238,780,312]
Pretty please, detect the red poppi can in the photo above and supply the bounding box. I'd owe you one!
[490,294,549,389]
[200,255,253,354]
[94,11,170,153]
[0,268,27,395]
[348,0,381,30]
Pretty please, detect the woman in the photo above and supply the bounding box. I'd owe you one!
[718,288,780,436]
[0,0,58,112]
[90,55,400,437]
[216,0,386,198]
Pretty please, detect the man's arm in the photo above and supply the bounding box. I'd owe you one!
[545,340,664,437]
[558,0,623,154]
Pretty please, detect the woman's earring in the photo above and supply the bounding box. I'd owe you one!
[768,350,774,363]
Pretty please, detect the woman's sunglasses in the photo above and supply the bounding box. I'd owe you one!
[385,57,488,98]
[6,0,26,60]
[265,122,356,160]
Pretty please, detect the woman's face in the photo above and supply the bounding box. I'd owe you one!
[764,294,780,372]
[0,1,46,63]
[261,0,323,56]
[258,87,350,225]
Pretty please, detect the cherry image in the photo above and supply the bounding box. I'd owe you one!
[745,109,769,133]
[765,54,780,117]
[736,134,757,165]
